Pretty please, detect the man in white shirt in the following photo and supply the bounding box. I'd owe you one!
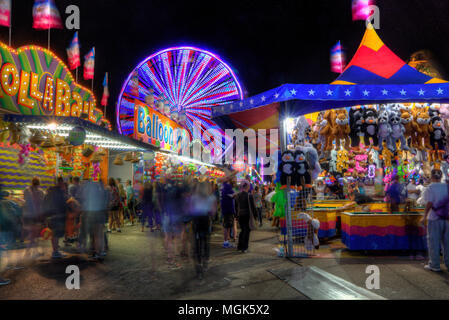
[405,180,419,211]
[421,169,449,272]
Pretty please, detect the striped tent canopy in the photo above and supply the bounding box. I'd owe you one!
[213,24,449,128]
[332,24,447,85]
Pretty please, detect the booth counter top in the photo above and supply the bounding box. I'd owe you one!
[341,212,426,251]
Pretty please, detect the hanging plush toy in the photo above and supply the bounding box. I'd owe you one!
[429,116,446,163]
[389,112,409,152]
[412,103,428,119]
[349,106,364,150]
[271,183,287,218]
[293,116,311,145]
[279,150,295,188]
[428,104,441,120]
[378,111,392,152]
[298,213,320,250]
[362,108,378,148]
[294,150,311,190]
[400,111,420,150]
[295,143,322,180]
[379,141,394,167]
[416,112,432,150]
[329,147,337,173]
[336,148,349,173]
[332,109,350,150]
[321,110,335,151]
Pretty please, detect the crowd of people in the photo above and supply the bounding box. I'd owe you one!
[2,167,448,287]
[0,171,274,285]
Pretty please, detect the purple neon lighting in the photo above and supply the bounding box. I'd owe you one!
[116,46,244,135]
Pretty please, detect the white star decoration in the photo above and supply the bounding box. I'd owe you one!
[382,89,388,95]
[274,93,280,99]
[308,89,315,96]
[261,96,266,102]
[363,90,370,96]
[345,89,352,96]
[418,89,425,96]
[326,90,333,96]
[290,89,297,96]
[437,88,444,95]
[400,89,407,96]
[250,99,254,104]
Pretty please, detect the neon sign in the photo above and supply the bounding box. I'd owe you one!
[134,100,188,152]
[0,42,109,128]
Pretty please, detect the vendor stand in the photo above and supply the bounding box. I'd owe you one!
[212,24,449,255]
[341,212,426,251]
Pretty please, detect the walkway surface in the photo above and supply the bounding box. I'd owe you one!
[0,223,448,300]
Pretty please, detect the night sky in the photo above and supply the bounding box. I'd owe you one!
[4,0,449,128]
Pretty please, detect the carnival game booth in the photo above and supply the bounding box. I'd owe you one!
[212,24,449,255]
[1,115,149,194]
[0,42,125,194]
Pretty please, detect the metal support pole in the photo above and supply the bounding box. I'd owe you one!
[280,102,293,258]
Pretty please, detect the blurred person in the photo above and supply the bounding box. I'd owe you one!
[219,173,236,248]
[315,180,326,200]
[189,181,217,280]
[44,177,68,259]
[405,179,420,212]
[180,179,196,257]
[125,180,135,225]
[141,182,154,232]
[80,179,108,260]
[107,178,121,233]
[386,175,402,213]
[22,177,45,257]
[68,176,81,203]
[65,196,81,246]
[253,186,263,227]
[163,180,184,268]
[235,180,257,253]
[118,181,126,226]
[421,169,449,272]
[0,188,14,286]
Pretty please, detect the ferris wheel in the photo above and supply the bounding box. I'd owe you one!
[117,46,244,149]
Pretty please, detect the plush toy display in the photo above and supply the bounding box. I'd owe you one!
[362,108,378,148]
[389,111,409,151]
[333,109,350,150]
[349,106,364,150]
[378,111,392,152]
[336,148,349,173]
[416,112,432,150]
[321,110,335,151]
[271,183,287,218]
[429,104,441,120]
[430,116,446,163]
[280,151,295,187]
[294,150,311,190]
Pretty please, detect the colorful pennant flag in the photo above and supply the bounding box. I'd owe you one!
[101,73,109,107]
[0,0,11,27]
[66,32,81,70]
[352,0,374,21]
[330,41,346,74]
[83,47,95,80]
[32,0,63,30]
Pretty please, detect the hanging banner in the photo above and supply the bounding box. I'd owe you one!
[133,100,189,152]
[0,42,110,128]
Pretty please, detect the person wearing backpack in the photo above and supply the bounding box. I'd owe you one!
[106,178,121,233]
[421,169,449,272]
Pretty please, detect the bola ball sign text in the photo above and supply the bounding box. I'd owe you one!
[68,126,86,146]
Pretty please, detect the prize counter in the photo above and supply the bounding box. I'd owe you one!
[341,212,426,251]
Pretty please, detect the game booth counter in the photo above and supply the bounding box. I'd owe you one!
[0,41,153,199]
[212,24,449,255]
